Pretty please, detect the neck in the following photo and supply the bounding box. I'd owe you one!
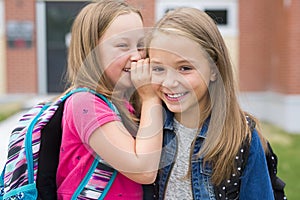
[174,96,210,129]
[174,110,201,129]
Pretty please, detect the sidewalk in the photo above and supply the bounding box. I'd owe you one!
[0,94,57,170]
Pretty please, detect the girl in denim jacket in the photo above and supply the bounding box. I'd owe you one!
[144,7,274,200]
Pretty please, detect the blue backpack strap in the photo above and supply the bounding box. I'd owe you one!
[99,170,117,200]
[26,103,51,184]
[66,88,117,199]
[25,87,116,199]
[25,88,100,184]
[71,158,99,199]
[67,88,116,112]
[72,158,117,200]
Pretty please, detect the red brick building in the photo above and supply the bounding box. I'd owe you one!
[1,0,155,94]
[0,0,299,132]
[239,0,300,133]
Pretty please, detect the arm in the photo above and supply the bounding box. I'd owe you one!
[239,129,275,200]
[89,59,163,184]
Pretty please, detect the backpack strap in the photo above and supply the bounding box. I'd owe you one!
[69,88,118,199]
[99,169,117,200]
[37,101,66,199]
[72,159,117,200]
[37,88,118,199]
[242,118,287,200]
[26,103,51,184]
[265,142,287,200]
[214,115,287,200]
[29,88,93,185]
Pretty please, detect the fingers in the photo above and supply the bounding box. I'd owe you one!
[131,58,159,101]
[131,58,150,82]
[132,58,150,75]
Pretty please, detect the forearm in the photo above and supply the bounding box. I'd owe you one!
[136,97,163,151]
[134,97,163,172]
[89,97,162,175]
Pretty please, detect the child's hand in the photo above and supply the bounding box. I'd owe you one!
[131,58,157,101]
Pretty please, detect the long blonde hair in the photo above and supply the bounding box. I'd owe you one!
[66,0,143,134]
[148,7,267,185]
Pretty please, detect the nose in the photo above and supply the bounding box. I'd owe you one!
[130,48,144,62]
[161,69,179,88]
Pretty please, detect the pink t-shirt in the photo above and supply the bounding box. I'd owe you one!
[56,92,142,199]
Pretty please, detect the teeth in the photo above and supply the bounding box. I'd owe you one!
[167,93,185,98]
[123,68,131,72]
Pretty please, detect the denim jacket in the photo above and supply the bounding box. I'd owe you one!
[156,110,274,200]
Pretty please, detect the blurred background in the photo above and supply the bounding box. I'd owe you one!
[0,0,299,199]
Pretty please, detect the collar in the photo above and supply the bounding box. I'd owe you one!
[163,107,210,138]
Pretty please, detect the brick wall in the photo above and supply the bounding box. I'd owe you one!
[282,0,300,94]
[0,0,5,94]
[5,0,37,93]
[8,0,299,95]
[126,0,155,27]
[239,0,300,94]
[4,0,155,94]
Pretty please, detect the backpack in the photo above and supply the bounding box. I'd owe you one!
[0,88,117,200]
[214,116,287,200]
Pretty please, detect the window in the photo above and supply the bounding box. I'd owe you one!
[156,0,238,36]
[205,9,228,25]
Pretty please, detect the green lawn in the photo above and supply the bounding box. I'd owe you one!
[0,102,21,121]
[261,122,300,200]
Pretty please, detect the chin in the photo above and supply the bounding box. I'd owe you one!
[113,84,131,93]
[164,103,183,114]
[114,78,133,89]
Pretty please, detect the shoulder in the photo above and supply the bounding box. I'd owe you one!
[239,128,274,199]
[241,128,266,172]
[63,91,118,126]
[242,128,269,180]
[239,128,268,180]
[62,91,119,144]
[66,91,108,105]
[64,91,112,113]
[248,128,265,159]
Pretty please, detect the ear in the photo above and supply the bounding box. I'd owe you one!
[210,68,217,82]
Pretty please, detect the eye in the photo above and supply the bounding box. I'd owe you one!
[116,43,129,49]
[152,65,165,73]
[137,42,144,51]
[179,65,193,72]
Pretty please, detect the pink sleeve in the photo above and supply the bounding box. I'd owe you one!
[64,92,120,144]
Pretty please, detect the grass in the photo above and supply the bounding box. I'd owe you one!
[0,102,22,121]
[261,122,300,200]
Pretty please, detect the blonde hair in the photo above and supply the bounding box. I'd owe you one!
[66,0,143,134]
[148,7,267,185]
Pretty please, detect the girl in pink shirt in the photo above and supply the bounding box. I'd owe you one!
[55,1,162,199]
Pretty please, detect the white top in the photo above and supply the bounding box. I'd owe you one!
[165,119,198,200]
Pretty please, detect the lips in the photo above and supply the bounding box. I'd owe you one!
[164,92,188,101]
[123,68,131,72]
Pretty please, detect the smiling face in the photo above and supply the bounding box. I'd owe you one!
[149,32,216,122]
[98,12,145,90]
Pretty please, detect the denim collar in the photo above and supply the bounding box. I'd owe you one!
[163,108,174,130]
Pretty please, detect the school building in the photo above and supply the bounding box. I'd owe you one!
[0,0,299,133]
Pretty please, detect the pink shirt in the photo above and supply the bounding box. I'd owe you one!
[56,92,142,199]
